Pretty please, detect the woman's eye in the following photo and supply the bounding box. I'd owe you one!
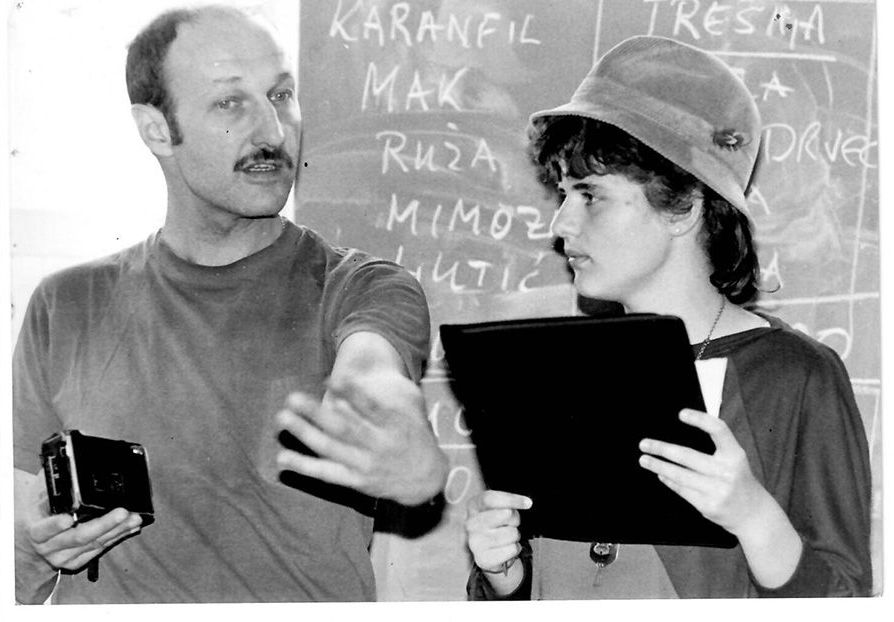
[271,89,294,103]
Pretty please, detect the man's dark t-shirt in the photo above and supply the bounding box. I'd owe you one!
[13,222,430,602]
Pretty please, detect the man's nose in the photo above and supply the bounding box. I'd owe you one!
[251,101,286,147]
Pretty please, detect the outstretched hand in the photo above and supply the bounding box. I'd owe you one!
[276,370,447,506]
[638,408,767,536]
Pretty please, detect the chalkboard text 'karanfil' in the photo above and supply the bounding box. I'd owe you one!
[330,0,541,49]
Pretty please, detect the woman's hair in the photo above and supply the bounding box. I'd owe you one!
[529,116,761,305]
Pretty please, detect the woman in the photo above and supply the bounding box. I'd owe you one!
[464,36,872,599]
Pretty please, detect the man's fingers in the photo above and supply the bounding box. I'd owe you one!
[276,409,373,470]
[94,518,143,550]
[28,513,76,544]
[33,511,142,569]
[31,507,132,546]
[284,392,373,442]
[276,449,363,490]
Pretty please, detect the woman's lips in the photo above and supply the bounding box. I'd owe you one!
[565,251,591,268]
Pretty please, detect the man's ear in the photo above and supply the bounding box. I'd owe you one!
[666,194,703,237]
[131,104,174,157]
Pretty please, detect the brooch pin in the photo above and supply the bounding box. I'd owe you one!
[712,128,748,151]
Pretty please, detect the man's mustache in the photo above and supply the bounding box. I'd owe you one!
[234,147,295,171]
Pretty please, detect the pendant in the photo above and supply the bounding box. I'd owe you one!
[589,542,619,587]
[589,542,619,566]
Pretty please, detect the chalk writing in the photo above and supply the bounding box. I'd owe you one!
[385,193,551,242]
[376,130,499,176]
[362,63,468,112]
[330,0,541,49]
[644,0,825,48]
[394,245,549,295]
[761,122,876,168]
[444,465,473,505]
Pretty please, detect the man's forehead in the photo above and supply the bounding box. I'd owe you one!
[168,11,291,75]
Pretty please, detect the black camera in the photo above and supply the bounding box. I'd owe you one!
[40,430,155,527]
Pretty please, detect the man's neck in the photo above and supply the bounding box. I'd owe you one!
[160,211,285,267]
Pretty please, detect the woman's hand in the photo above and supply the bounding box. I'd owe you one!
[637,408,766,535]
[465,490,532,595]
[638,408,803,588]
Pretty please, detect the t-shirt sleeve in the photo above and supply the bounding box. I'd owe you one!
[330,259,430,383]
[13,283,64,475]
[753,347,873,597]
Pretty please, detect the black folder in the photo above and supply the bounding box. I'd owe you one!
[440,314,736,548]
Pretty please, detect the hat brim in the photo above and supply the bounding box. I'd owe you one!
[529,102,750,212]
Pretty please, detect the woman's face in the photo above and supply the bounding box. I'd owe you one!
[551,170,674,306]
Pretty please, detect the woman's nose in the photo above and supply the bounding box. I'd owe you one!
[550,198,578,238]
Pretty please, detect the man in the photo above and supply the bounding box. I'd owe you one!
[13,4,447,603]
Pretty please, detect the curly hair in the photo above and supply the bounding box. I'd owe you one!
[125,9,201,145]
[529,115,760,305]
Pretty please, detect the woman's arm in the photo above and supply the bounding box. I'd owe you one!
[639,409,802,588]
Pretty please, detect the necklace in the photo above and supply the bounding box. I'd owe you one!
[695,297,727,360]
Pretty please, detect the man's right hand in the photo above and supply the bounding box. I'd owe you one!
[14,469,142,603]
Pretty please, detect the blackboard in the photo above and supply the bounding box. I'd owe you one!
[294,0,880,599]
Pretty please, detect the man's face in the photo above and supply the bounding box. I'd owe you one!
[162,12,301,220]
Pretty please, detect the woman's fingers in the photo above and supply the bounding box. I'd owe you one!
[468,490,533,515]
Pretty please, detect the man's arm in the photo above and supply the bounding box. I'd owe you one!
[276,331,448,506]
[14,468,143,604]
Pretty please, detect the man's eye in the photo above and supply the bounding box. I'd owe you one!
[582,192,595,203]
[216,98,241,111]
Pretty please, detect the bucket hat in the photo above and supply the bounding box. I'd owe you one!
[530,36,761,211]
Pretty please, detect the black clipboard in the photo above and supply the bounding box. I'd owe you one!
[440,314,737,548]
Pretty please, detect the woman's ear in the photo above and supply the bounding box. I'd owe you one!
[667,194,703,237]
[131,104,174,157]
